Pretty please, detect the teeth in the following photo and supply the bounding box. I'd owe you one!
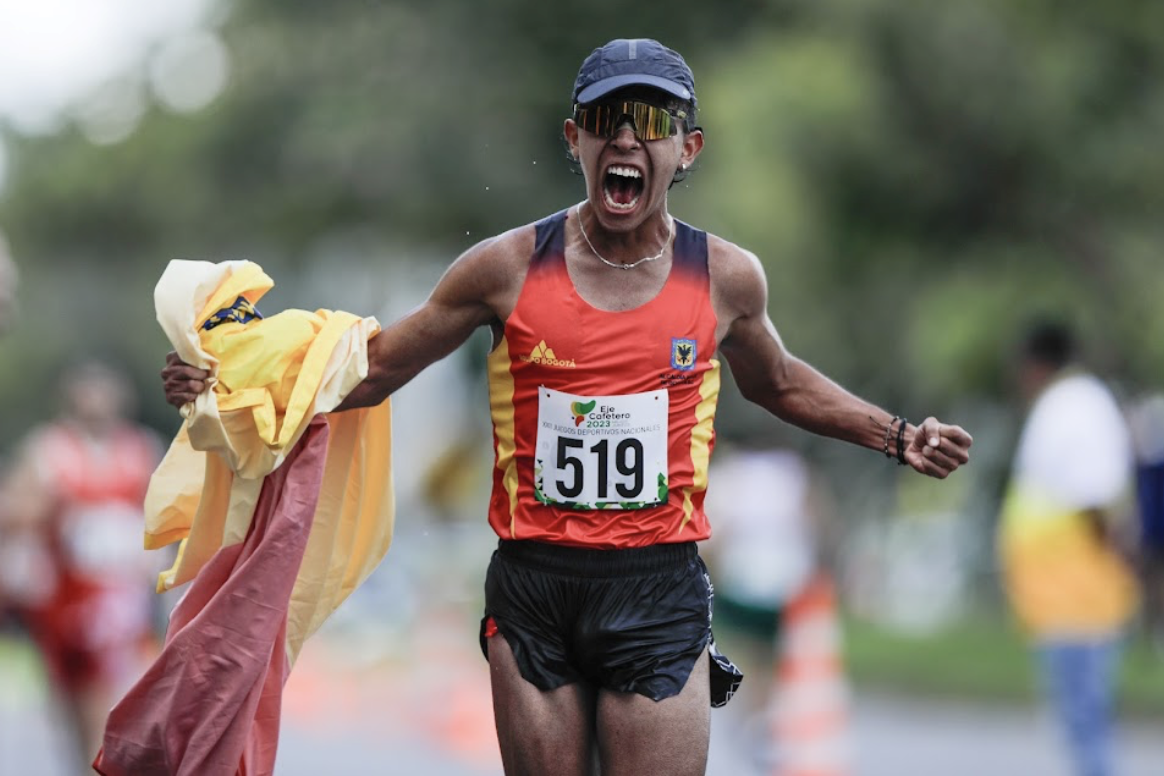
[606,165,641,179]
[604,165,642,210]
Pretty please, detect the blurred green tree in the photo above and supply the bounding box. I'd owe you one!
[0,0,1161,450]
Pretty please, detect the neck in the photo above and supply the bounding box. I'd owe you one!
[67,416,116,439]
[576,202,674,267]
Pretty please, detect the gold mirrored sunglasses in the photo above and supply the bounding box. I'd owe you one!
[573,100,688,141]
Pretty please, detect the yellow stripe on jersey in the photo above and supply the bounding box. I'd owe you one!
[679,358,720,534]
[487,336,521,537]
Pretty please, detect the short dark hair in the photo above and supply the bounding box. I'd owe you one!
[1021,318,1075,370]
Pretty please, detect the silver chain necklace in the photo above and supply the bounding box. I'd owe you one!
[574,203,674,270]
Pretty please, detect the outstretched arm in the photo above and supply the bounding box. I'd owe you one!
[711,242,971,478]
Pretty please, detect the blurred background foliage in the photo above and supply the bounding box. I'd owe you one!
[1,0,1162,508]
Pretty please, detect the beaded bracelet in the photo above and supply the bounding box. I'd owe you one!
[882,416,901,460]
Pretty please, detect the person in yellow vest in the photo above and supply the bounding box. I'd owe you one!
[998,319,1139,776]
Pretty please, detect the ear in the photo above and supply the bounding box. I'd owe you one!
[563,119,580,159]
[680,128,704,169]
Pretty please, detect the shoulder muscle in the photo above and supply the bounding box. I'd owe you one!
[707,234,768,342]
[430,223,535,323]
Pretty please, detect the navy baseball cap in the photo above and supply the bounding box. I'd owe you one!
[572,38,696,107]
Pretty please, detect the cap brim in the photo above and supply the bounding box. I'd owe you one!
[576,74,692,104]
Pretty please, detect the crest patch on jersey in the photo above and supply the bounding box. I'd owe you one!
[671,338,696,371]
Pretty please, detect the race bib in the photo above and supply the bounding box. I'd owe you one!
[535,386,669,510]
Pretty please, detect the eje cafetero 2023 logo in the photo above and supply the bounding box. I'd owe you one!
[570,401,633,428]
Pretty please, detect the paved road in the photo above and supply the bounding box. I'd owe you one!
[4,628,1162,776]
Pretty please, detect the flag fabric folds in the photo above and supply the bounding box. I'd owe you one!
[96,420,329,776]
[95,260,395,776]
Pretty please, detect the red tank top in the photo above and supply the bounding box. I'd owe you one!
[16,423,160,659]
[36,423,159,583]
[486,209,720,548]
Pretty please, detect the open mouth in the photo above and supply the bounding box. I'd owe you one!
[603,165,645,211]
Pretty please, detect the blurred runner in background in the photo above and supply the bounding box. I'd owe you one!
[997,319,1139,776]
[704,438,849,776]
[0,360,163,771]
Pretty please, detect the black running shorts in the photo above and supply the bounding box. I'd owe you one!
[479,539,743,707]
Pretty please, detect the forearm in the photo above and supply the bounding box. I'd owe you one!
[335,301,484,412]
[335,340,421,411]
[712,253,969,477]
[744,355,912,454]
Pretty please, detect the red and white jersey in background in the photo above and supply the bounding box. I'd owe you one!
[7,422,164,662]
[34,422,162,586]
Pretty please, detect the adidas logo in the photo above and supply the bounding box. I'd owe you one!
[520,340,576,368]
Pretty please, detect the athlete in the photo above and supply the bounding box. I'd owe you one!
[0,361,163,770]
[161,38,972,775]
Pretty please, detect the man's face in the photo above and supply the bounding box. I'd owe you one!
[564,87,703,231]
[65,368,131,428]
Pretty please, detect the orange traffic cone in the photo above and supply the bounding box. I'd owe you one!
[768,573,850,776]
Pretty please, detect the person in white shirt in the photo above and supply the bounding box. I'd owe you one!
[999,319,1139,776]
